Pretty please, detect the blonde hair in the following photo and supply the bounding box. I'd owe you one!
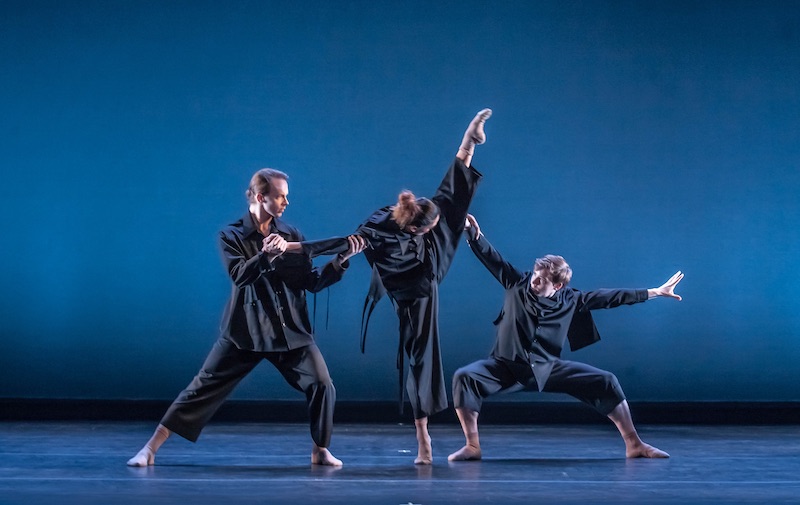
[391,190,440,230]
[534,255,572,286]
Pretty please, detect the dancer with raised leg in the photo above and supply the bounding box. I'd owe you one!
[359,109,491,464]
[127,168,365,468]
[292,109,492,464]
[449,214,682,462]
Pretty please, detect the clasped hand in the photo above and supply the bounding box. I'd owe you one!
[262,233,288,257]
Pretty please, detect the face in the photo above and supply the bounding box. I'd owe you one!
[530,268,562,298]
[260,178,289,218]
[408,215,440,235]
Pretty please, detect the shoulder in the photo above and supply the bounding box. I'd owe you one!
[511,272,531,291]
[220,217,246,238]
[365,206,394,225]
[560,288,578,303]
[360,206,399,236]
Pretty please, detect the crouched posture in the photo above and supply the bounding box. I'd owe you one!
[449,215,683,462]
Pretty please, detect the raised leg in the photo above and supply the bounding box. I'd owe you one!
[456,108,492,166]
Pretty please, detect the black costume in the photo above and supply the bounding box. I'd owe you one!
[160,212,348,446]
[302,158,482,418]
[453,231,648,416]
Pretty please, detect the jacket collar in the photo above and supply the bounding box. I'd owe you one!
[364,206,419,255]
[242,211,293,238]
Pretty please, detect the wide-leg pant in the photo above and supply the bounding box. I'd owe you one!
[452,357,626,416]
[160,338,336,447]
[396,282,448,419]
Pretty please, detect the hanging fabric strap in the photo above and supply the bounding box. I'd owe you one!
[396,308,408,416]
[360,265,387,353]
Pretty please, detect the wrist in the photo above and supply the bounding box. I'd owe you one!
[647,288,659,299]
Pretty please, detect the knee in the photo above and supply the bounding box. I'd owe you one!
[452,366,480,397]
[313,377,334,390]
[452,366,472,385]
[602,371,621,391]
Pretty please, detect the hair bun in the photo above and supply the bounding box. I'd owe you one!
[392,190,420,228]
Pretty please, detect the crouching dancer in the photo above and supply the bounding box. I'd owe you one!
[449,214,683,461]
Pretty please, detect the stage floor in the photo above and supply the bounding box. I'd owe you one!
[1,421,798,504]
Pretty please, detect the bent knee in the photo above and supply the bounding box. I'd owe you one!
[452,367,474,386]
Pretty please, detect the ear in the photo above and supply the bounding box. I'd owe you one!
[406,225,417,233]
[553,283,564,292]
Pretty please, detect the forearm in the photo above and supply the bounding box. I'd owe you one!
[577,289,648,310]
[296,237,351,258]
[468,234,522,288]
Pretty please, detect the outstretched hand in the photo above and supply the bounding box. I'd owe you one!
[648,271,684,300]
[464,214,482,240]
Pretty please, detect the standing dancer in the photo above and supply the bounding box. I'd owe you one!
[294,108,492,464]
[127,168,365,468]
[448,214,682,462]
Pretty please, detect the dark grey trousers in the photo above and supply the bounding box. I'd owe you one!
[397,281,448,419]
[452,357,625,416]
[161,339,335,446]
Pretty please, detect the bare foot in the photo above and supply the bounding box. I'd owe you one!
[126,448,155,467]
[312,447,343,467]
[447,445,481,461]
[626,442,670,458]
[414,435,432,465]
[447,444,481,461]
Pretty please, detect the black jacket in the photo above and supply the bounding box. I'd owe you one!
[357,159,482,301]
[467,232,648,389]
[218,212,346,352]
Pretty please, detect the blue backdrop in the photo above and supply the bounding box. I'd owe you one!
[1,0,798,403]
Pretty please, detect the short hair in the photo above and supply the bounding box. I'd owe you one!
[534,254,572,286]
[245,168,289,203]
[391,190,440,230]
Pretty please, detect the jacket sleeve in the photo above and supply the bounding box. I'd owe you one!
[574,288,649,312]
[302,259,346,293]
[299,236,351,258]
[219,231,274,288]
[467,234,524,289]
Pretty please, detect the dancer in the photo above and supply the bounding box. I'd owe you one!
[449,214,682,462]
[293,109,492,464]
[127,168,366,468]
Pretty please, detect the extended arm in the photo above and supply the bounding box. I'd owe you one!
[647,271,684,300]
[286,233,367,261]
[575,271,684,311]
[465,214,524,288]
[299,235,368,291]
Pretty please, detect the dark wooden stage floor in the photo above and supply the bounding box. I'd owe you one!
[2,421,799,504]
